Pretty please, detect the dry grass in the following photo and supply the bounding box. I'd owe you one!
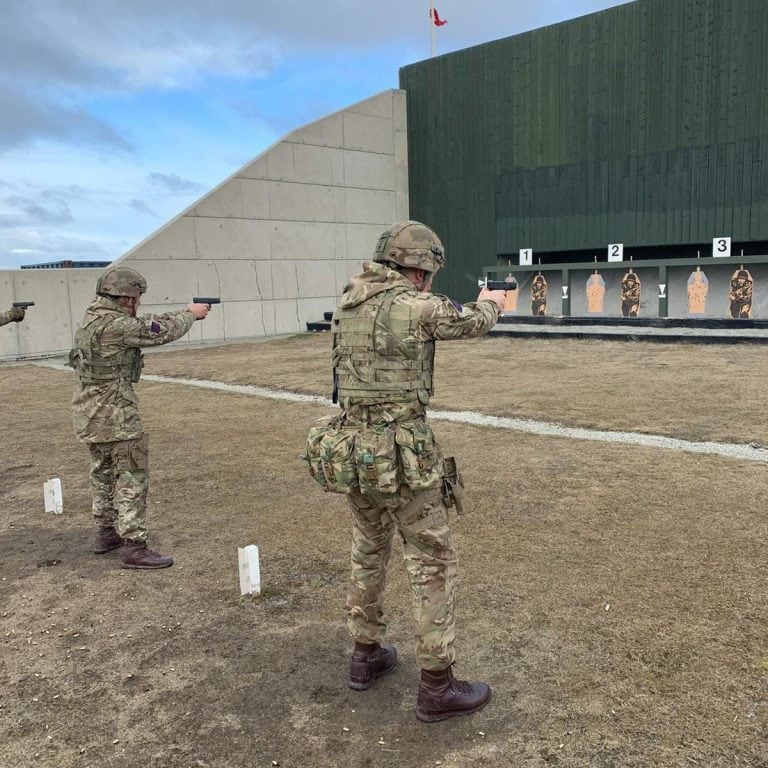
[145,333,768,444]
[1,336,767,768]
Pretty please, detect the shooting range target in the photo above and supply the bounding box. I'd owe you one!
[586,271,605,315]
[620,270,641,317]
[531,274,547,316]
[729,267,753,318]
[687,268,708,315]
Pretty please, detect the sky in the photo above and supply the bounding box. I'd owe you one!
[0,0,632,269]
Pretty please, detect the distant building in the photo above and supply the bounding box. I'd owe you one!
[21,260,112,270]
[400,0,768,299]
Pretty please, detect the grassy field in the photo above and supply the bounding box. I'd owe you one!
[1,334,766,768]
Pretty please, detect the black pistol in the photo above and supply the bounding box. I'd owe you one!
[13,301,35,309]
[192,297,221,305]
[485,280,517,291]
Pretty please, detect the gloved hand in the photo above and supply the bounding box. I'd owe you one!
[9,306,25,322]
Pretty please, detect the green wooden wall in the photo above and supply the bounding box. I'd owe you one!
[399,0,768,300]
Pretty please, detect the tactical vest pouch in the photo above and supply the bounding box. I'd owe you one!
[354,424,398,495]
[128,349,144,383]
[304,424,330,489]
[395,420,442,491]
[304,421,359,494]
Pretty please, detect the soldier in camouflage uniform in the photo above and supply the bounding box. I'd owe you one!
[70,266,210,569]
[308,221,505,722]
[0,306,26,326]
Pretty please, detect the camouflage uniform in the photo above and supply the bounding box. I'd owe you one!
[0,307,25,326]
[332,257,499,671]
[70,294,196,542]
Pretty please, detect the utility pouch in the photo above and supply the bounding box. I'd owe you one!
[395,420,442,491]
[304,423,331,490]
[354,424,399,495]
[303,419,359,494]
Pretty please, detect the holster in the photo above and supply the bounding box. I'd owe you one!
[441,456,465,515]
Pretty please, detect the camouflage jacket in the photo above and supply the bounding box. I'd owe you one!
[0,309,19,327]
[71,296,196,443]
[334,261,499,425]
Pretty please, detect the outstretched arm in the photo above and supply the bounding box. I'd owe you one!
[420,292,503,341]
[0,307,25,327]
[108,310,198,348]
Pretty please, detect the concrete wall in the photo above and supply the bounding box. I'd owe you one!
[0,89,408,360]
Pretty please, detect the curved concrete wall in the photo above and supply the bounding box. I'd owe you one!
[0,89,408,360]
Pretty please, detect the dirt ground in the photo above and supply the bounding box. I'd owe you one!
[1,334,767,768]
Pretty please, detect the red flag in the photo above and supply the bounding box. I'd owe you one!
[430,7,447,26]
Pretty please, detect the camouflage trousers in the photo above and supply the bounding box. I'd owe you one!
[346,485,457,671]
[87,434,149,543]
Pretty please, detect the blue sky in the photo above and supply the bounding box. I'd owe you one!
[0,0,631,269]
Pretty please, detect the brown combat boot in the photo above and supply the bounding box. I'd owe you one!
[416,665,491,722]
[93,525,122,554]
[348,642,398,690]
[121,540,173,570]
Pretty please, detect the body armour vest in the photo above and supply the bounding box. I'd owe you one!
[332,286,435,406]
[69,308,143,384]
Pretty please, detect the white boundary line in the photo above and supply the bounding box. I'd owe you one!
[35,361,768,464]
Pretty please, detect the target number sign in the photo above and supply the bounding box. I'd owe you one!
[712,237,731,258]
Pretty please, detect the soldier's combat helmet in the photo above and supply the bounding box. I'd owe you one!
[96,266,147,298]
[373,220,445,274]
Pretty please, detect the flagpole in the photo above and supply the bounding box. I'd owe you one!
[430,0,435,57]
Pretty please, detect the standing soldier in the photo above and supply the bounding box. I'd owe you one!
[69,265,210,569]
[305,221,505,722]
[0,305,26,327]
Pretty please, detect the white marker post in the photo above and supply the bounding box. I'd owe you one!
[608,243,624,262]
[238,545,261,595]
[43,479,63,514]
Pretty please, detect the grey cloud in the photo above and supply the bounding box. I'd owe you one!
[0,231,113,268]
[0,82,131,151]
[129,199,158,217]
[148,173,207,195]
[0,5,103,86]
[40,185,91,203]
[0,195,73,228]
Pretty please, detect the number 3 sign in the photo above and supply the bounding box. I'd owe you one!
[713,237,731,258]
